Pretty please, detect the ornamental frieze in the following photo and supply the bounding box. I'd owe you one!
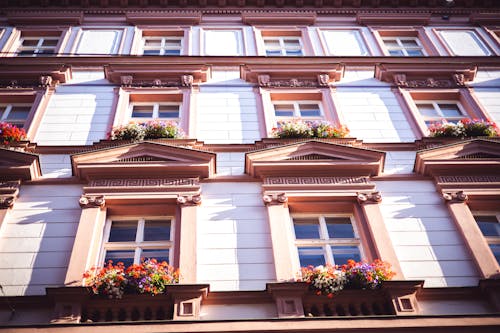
[436,175,500,184]
[257,74,332,88]
[119,75,194,88]
[89,178,199,188]
[264,176,370,186]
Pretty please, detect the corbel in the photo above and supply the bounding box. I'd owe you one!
[356,191,382,204]
[0,180,21,209]
[176,194,202,206]
[262,193,288,206]
[79,195,105,209]
[442,191,468,203]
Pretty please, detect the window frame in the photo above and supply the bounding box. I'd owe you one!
[433,28,496,56]
[381,36,427,56]
[131,28,189,56]
[272,100,324,120]
[372,28,438,57]
[0,103,33,128]
[100,215,175,267]
[141,36,183,56]
[129,101,182,122]
[472,212,500,265]
[263,36,304,56]
[413,99,467,126]
[291,214,363,267]
[3,28,69,57]
[318,28,371,56]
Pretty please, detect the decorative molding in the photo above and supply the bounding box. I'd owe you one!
[79,195,105,209]
[177,194,202,206]
[89,178,199,188]
[125,11,201,25]
[0,64,72,88]
[442,191,468,202]
[262,193,288,206]
[356,191,382,204]
[0,195,16,209]
[242,12,316,25]
[437,175,500,184]
[0,180,21,193]
[356,12,431,26]
[256,74,331,88]
[264,176,370,186]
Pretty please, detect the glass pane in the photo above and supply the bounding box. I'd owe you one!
[274,104,295,117]
[407,49,424,56]
[22,39,39,47]
[284,39,301,48]
[7,106,31,120]
[285,49,303,56]
[42,39,59,46]
[165,39,182,48]
[388,50,404,56]
[109,220,137,242]
[17,50,35,56]
[104,250,135,267]
[142,249,170,263]
[298,247,325,267]
[401,39,419,47]
[164,49,181,56]
[0,106,5,119]
[143,220,171,241]
[439,104,462,117]
[158,105,179,118]
[143,49,160,55]
[331,246,361,265]
[132,105,154,118]
[489,244,500,265]
[144,39,162,47]
[475,215,500,237]
[417,104,438,117]
[293,218,320,239]
[264,39,280,48]
[298,103,321,117]
[325,217,355,239]
[266,50,282,56]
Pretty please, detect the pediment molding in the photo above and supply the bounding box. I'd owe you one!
[375,63,476,88]
[104,63,211,87]
[0,148,41,181]
[240,63,344,87]
[246,140,385,178]
[71,141,216,181]
[415,139,500,178]
[0,64,72,88]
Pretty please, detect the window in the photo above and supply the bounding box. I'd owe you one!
[321,30,369,56]
[437,29,493,56]
[414,100,465,126]
[263,36,303,56]
[292,215,362,267]
[16,36,59,56]
[381,36,426,56]
[102,217,173,267]
[473,214,500,265]
[272,101,322,119]
[142,36,182,56]
[130,102,180,121]
[0,103,32,127]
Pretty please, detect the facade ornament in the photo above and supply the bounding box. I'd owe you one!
[0,196,15,209]
[289,78,300,87]
[393,73,408,87]
[453,74,466,86]
[258,74,271,87]
[79,195,105,208]
[120,75,133,86]
[39,75,53,87]
[8,80,19,89]
[181,75,194,87]
[357,191,382,204]
[442,191,468,202]
[317,74,330,86]
[177,194,202,206]
[0,180,21,192]
[152,79,162,87]
[262,193,288,205]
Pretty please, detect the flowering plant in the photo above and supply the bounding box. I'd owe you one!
[83,259,180,298]
[83,261,128,299]
[0,122,27,145]
[271,119,349,139]
[300,259,395,298]
[125,258,180,296]
[108,121,185,141]
[429,119,499,138]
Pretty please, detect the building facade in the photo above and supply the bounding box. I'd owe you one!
[0,0,500,331]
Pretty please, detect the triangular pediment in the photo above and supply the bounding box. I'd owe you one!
[415,139,500,176]
[0,147,41,181]
[245,140,385,178]
[71,141,216,180]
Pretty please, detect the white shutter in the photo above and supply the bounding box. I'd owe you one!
[76,30,122,55]
[439,30,491,56]
[204,30,242,56]
[322,30,368,56]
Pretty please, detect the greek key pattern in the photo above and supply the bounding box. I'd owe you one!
[89,178,199,188]
[437,175,500,183]
[264,177,370,185]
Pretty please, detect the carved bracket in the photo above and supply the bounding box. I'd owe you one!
[442,191,468,202]
[257,73,333,88]
[357,191,382,204]
[79,195,105,209]
[0,195,15,209]
[263,193,288,206]
[0,180,20,209]
[177,194,202,206]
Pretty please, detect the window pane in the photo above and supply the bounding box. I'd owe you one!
[294,218,320,239]
[407,49,424,56]
[388,50,404,56]
[158,105,179,118]
[109,221,137,242]
[417,104,438,117]
[264,39,280,48]
[298,104,321,117]
[401,39,419,47]
[42,39,59,47]
[325,217,355,239]
[132,105,154,118]
[331,246,361,265]
[298,247,325,267]
[22,39,39,47]
[384,40,399,47]
[143,220,171,241]
[285,49,303,56]
[489,244,500,265]
[104,250,135,267]
[439,104,462,117]
[274,104,295,117]
[165,39,182,48]
[475,215,500,237]
[142,249,170,263]
[144,39,162,47]
[284,39,301,48]
[7,106,31,120]
[143,49,160,55]
[164,49,181,56]
[266,50,282,56]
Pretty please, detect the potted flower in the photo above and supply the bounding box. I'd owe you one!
[272,119,349,139]
[83,261,128,299]
[429,119,499,138]
[0,122,27,145]
[108,121,185,142]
